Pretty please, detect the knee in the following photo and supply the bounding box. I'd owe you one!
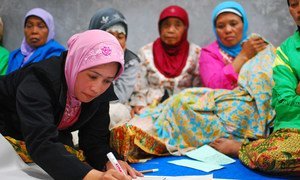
[255,152,277,172]
[255,150,298,173]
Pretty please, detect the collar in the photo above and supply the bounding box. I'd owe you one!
[294,31,300,49]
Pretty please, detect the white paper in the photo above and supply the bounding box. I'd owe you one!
[0,134,52,179]
[168,159,223,172]
[186,145,235,165]
[136,174,213,180]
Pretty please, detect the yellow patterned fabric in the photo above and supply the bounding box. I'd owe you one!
[239,128,300,175]
[111,45,276,162]
[4,136,85,163]
[111,125,169,163]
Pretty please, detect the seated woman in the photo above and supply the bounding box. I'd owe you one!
[199,1,268,89]
[89,8,140,129]
[216,0,300,175]
[0,30,142,179]
[130,5,201,117]
[110,1,276,163]
[0,17,9,75]
[6,8,65,74]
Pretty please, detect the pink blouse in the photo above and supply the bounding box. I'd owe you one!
[199,41,238,90]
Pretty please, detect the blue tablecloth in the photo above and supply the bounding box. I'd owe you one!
[130,156,295,180]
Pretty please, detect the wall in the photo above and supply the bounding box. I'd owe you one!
[0,0,295,53]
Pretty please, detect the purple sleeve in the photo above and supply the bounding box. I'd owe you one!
[199,42,238,90]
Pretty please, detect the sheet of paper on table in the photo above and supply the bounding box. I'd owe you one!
[136,174,213,180]
[168,159,223,172]
[185,144,236,165]
[0,134,52,180]
[166,145,236,173]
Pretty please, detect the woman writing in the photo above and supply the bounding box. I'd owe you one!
[0,30,142,179]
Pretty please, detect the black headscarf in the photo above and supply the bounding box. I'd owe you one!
[88,8,128,37]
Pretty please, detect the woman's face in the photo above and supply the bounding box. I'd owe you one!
[289,0,300,26]
[160,17,186,46]
[24,16,49,48]
[74,62,119,103]
[215,12,243,47]
[108,31,126,51]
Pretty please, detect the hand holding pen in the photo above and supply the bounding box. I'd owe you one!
[106,152,143,179]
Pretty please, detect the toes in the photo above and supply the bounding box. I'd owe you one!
[209,142,219,151]
[212,138,225,144]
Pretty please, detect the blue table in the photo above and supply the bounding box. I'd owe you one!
[130,156,295,180]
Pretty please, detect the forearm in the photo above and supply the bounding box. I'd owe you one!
[16,75,92,179]
[29,139,92,179]
[79,104,122,170]
[231,53,248,73]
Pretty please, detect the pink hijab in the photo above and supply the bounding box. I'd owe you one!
[58,30,124,130]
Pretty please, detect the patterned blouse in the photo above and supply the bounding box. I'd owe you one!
[130,42,201,107]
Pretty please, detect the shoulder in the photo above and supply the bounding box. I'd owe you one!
[9,48,21,58]
[41,40,66,52]
[188,42,201,56]
[5,53,66,97]
[138,42,153,61]
[200,41,222,59]
[198,41,225,68]
[275,32,300,67]
[189,43,201,50]
[124,49,140,63]
[279,32,299,53]
[202,41,219,52]
[0,46,9,54]
[139,42,153,53]
[29,52,66,85]
[199,41,221,60]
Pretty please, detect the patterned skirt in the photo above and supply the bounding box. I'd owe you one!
[239,128,300,175]
[111,45,276,162]
[4,136,85,163]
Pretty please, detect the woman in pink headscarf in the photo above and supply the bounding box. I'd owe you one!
[130,5,201,117]
[0,30,142,179]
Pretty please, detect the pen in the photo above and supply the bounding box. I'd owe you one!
[107,152,126,175]
[140,168,159,174]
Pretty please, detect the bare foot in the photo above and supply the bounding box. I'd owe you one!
[209,138,242,157]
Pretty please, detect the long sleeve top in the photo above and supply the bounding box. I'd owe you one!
[0,46,9,75]
[113,49,140,104]
[272,31,300,131]
[0,52,120,179]
[199,41,238,90]
[6,39,65,74]
[130,42,201,107]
